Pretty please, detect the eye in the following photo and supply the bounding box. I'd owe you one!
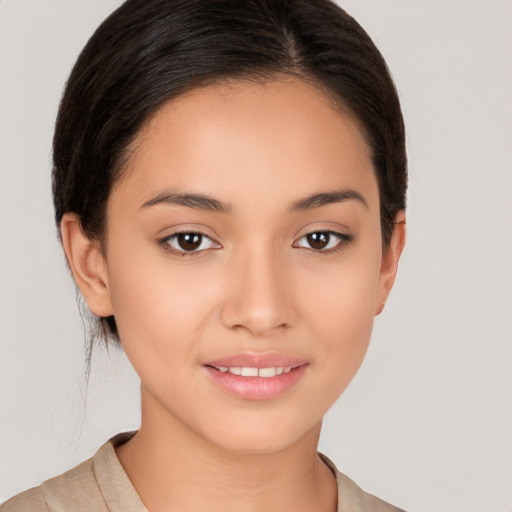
[294,230,350,251]
[161,232,219,253]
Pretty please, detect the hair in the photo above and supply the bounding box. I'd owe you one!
[52,0,407,344]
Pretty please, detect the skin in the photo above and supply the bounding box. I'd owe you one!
[61,77,405,512]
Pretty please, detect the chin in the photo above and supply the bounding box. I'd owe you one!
[197,413,322,456]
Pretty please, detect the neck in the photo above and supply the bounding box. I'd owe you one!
[116,391,337,512]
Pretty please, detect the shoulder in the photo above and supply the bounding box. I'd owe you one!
[1,433,139,512]
[336,472,406,512]
[1,486,48,512]
[1,456,105,512]
[319,453,406,512]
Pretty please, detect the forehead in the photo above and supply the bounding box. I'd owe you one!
[113,77,378,211]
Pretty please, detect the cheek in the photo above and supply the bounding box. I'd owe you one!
[105,243,220,366]
[297,244,381,326]
[295,245,381,390]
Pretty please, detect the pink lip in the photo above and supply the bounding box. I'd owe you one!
[203,352,309,401]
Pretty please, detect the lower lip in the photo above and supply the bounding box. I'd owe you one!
[204,365,308,400]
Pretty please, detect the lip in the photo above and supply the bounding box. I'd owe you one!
[203,352,309,400]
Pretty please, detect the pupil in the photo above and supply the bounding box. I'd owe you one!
[307,232,329,250]
[178,233,202,251]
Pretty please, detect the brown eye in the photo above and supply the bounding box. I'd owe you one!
[163,232,218,253]
[295,230,350,251]
[177,233,202,251]
[306,232,330,250]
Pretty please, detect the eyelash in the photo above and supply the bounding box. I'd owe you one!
[159,231,220,258]
[293,230,353,254]
[158,229,352,257]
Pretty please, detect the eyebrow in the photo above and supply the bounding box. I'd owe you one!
[140,187,367,214]
[290,189,368,211]
[140,191,231,213]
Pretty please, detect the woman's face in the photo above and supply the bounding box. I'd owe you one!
[92,78,401,453]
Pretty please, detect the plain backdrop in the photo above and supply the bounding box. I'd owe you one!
[1,1,511,510]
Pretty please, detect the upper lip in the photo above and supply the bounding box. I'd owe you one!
[203,352,308,369]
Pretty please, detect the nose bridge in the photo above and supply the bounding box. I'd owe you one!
[221,242,293,335]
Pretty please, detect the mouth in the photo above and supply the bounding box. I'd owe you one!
[202,354,308,400]
[205,365,297,377]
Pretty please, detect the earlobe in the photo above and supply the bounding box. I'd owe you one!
[60,213,114,317]
[375,210,406,316]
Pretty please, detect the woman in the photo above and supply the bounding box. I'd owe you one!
[2,0,407,510]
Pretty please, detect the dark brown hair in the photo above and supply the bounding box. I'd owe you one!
[53,0,407,342]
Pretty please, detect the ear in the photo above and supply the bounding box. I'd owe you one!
[375,210,406,316]
[60,213,114,317]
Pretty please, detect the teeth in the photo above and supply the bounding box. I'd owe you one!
[241,367,258,377]
[215,366,295,377]
[258,367,276,378]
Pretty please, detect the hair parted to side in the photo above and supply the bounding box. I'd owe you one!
[53,0,407,344]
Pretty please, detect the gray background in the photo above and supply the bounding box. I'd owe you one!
[1,1,511,510]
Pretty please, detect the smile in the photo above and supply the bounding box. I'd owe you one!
[203,354,308,400]
[209,366,295,377]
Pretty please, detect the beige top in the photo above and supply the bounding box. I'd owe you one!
[1,433,405,512]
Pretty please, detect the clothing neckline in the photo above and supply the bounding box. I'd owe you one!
[95,431,343,512]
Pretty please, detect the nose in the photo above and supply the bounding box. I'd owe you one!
[220,246,295,337]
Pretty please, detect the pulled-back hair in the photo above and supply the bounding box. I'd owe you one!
[53,0,407,342]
